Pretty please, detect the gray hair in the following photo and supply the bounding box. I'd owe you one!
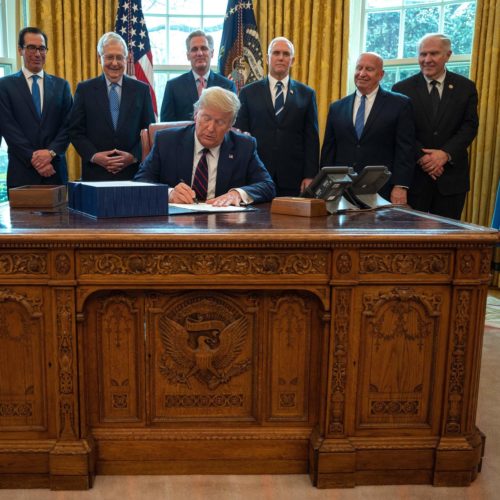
[419,33,452,52]
[97,32,128,57]
[186,30,214,51]
[193,86,241,125]
[267,37,295,57]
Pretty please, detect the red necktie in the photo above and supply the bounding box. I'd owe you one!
[192,148,209,200]
[197,76,206,97]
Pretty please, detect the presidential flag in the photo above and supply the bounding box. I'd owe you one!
[115,0,158,115]
[218,0,264,92]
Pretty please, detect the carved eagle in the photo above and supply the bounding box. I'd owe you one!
[159,314,248,388]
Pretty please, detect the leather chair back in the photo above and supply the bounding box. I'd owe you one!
[140,121,193,161]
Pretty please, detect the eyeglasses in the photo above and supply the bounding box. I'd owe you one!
[23,45,48,55]
[103,54,126,63]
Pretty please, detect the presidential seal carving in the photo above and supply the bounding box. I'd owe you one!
[159,296,251,390]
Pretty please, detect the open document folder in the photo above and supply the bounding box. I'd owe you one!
[169,203,256,215]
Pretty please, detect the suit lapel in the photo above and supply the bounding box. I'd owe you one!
[15,71,41,121]
[434,72,455,127]
[179,125,196,184]
[262,78,276,122]
[362,88,386,138]
[215,135,234,195]
[117,76,136,131]
[96,75,115,131]
[414,73,435,125]
[279,78,295,123]
[345,93,357,139]
[40,73,54,124]
[189,72,200,102]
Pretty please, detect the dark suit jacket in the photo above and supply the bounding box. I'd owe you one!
[392,71,479,196]
[134,124,276,203]
[160,71,237,122]
[0,70,72,188]
[235,78,319,195]
[320,87,415,198]
[69,74,155,181]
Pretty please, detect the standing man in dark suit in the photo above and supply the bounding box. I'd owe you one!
[392,34,479,219]
[69,32,155,181]
[160,30,236,122]
[0,27,72,188]
[136,86,275,206]
[321,52,415,204]
[235,37,319,197]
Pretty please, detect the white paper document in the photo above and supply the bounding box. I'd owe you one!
[169,203,250,212]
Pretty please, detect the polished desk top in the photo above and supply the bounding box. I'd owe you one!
[0,202,496,245]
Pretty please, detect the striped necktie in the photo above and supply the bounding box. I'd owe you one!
[274,81,284,119]
[192,148,209,201]
[31,75,42,118]
[355,94,366,139]
[109,82,120,129]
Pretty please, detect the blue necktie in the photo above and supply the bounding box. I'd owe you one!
[355,94,366,139]
[274,81,284,120]
[31,75,41,118]
[192,148,209,201]
[109,82,120,129]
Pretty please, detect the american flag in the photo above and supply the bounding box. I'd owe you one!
[218,0,264,92]
[115,0,158,116]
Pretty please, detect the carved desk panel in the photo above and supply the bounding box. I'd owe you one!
[0,204,496,489]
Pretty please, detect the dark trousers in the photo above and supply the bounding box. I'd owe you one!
[408,184,466,220]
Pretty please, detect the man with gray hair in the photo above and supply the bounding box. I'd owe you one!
[160,30,236,122]
[136,86,275,206]
[236,36,319,196]
[392,33,479,219]
[69,32,155,181]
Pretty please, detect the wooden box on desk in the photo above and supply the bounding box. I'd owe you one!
[271,196,327,217]
[8,184,66,208]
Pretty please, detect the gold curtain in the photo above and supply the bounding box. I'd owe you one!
[467,1,500,284]
[253,0,350,141]
[28,0,118,180]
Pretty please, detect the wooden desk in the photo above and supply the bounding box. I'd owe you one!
[0,204,496,489]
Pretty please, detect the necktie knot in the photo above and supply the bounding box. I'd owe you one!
[31,74,41,118]
[430,80,439,87]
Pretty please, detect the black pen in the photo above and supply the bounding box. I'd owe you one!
[180,179,198,204]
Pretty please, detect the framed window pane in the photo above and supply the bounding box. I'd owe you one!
[366,11,400,59]
[444,2,476,55]
[404,0,439,5]
[381,67,398,89]
[154,70,185,113]
[203,0,228,16]
[147,16,168,65]
[142,0,167,14]
[202,17,224,55]
[367,0,401,7]
[447,62,471,77]
[170,0,201,16]
[403,7,439,58]
[168,18,203,64]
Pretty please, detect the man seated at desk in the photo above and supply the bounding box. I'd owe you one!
[134,86,276,206]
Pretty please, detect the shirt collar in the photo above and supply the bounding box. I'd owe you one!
[104,75,124,87]
[193,70,210,82]
[356,85,379,99]
[194,132,221,157]
[22,67,44,79]
[423,69,447,85]
[268,74,290,90]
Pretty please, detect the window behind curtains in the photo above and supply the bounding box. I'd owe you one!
[143,0,228,114]
[349,0,476,91]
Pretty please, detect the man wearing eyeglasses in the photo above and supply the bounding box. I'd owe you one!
[69,32,155,181]
[0,27,72,189]
[159,30,236,122]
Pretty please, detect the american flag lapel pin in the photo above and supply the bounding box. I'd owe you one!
[229,153,234,159]
[449,84,454,89]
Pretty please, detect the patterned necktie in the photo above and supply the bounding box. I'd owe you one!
[430,80,440,120]
[355,94,366,139]
[192,148,209,201]
[197,76,206,97]
[274,81,284,119]
[31,75,41,118]
[109,82,120,129]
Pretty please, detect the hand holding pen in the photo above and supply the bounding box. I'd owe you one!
[169,180,199,204]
